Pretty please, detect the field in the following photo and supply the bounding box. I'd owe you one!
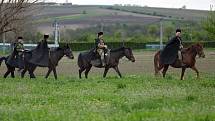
[34,5,209,32]
[104,6,208,21]
[0,50,215,121]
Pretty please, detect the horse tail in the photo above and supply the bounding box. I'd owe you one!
[154,51,161,75]
[78,53,83,68]
[0,56,7,66]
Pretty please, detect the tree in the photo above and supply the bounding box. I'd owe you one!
[164,26,174,40]
[148,25,159,36]
[202,10,215,40]
[0,0,38,37]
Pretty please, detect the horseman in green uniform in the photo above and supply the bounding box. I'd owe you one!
[7,36,25,69]
[95,32,108,66]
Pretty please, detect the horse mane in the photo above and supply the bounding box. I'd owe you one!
[110,47,125,52]
[184,43,202,53]
[50,47,63,52]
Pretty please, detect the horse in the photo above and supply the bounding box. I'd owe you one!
[0,45,74,79]
[21,44,74,79]
[0,56,17,78]
[78,47,135,79]
[154,43,205,80]
[0,50,29,78]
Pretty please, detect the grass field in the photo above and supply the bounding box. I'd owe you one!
[0,50,215,121]
[0,75,215,121]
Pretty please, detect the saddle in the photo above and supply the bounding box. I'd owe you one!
[91,49,110,67]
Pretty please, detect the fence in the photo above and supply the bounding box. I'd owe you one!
[59,41,215,51]
[1,41,215,52]
[0,43,59,54]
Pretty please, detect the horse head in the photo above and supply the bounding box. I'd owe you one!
[192,43,205,58]
[63,44,74,59]
[123,47,135,62]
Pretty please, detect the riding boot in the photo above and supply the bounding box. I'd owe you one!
[101,52,105,66]
[101,58,105,66]
[178,50,185,67]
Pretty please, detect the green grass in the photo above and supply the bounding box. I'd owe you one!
[0,74,215,121]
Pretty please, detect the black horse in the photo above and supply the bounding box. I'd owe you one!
[21,45,74,79]
[0,56,16,78]
[78,47,135,78]
[0,45,74,79]
[0,51,30,78]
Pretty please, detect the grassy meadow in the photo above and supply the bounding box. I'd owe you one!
[0,74,215,121]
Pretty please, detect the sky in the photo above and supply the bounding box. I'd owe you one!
[46,0,215,10]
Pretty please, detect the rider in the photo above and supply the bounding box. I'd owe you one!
[28,34,50,67]
[7,36,25,69]
[14,36,25,56]
[160,29,185,66]
[15,37,25,70]
[95,32,108,66]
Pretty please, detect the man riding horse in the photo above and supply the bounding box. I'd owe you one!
[95,32,108,66]
[28,34,50,67]
[7,36,25,69]
[160,29,185,66]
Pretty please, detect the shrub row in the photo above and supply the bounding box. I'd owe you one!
[60,41,215,51]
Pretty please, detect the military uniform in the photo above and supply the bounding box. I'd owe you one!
[7,37,25,69]
[14,42,24,55]
[95,32,108,66]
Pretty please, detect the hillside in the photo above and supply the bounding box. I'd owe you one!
[33,5,209,33]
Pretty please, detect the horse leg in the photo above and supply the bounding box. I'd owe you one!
[29,70,35,78]
[191,66,199,79]
[103,67,110,78]
[113,66,122,78]
[162,65,169,78]
[4,70,11,78]
[10,68,15,78]
[21,68,27,78]
[52,67,58,80]
[45,68,52,79]
[29,66,36,78]
[85,65,92,79]
[154,51,163,76]
[79,68,85,79]
[180,67,186,80]
[21,62,29,78]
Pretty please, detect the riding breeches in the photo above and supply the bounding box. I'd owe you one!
[178,50,182,60]
[97,49,104,59]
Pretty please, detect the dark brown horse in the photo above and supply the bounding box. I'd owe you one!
[154,43,205,80]
[0,45,74,79]
[78,47,135,78]
[21,45,74,79]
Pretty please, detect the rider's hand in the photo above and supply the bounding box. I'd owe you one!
[98,44,105,48]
